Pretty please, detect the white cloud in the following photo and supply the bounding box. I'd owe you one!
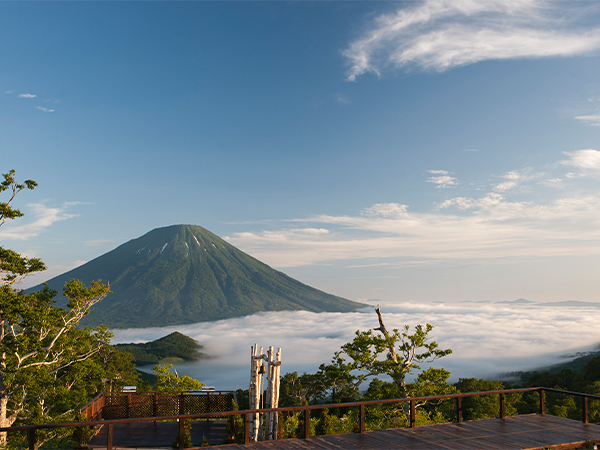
[574,113,600,126]
[0,202,80,241]
[344,0,600,80]
[112,302,600,389]
[561,149,600,179]
[4,90,15,94]
[19,93,36,98]
[225,151,600,269]
[426,170,458,188]
[361,202,408,217]
[227,193,600,267]
[493,169,532,192]
[35,106,55,113]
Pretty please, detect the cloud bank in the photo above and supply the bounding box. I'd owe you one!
[111,302,600,390]
[344,0,600,80]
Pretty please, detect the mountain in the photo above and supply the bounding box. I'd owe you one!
[496,298,534,304]
[31,225,365,328]
[114,332,203,366]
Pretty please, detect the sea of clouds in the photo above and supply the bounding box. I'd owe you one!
[110,301,600,391]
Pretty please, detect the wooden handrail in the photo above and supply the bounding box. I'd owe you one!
[79,390,236,420]
[3,387,600,450]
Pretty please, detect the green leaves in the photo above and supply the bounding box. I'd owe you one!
[0,170,45,286]
[152,363,205,392]
[0,170,37,227]
[339,319,452,393]
[0,170,124,448]
[63,279,111,311]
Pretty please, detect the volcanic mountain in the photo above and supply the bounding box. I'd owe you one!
[31,225,365,328]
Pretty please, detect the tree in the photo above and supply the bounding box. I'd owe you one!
[337,308,452,402]
[0,170,111,448]
[0,170,45,285]
[454,378,520,420]
[152,364,204,392]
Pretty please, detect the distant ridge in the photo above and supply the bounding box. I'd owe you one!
[537,300,600,308]
[497,298,534,304]
[31,225,365,328]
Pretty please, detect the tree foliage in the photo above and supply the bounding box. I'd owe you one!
[0,170,132,449]
[152,364,205,392]
[0,170,44,285]
[330,308,452,404]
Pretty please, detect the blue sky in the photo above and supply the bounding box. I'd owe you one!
[3,0,600,305]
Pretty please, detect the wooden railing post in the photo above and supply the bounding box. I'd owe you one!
[583,396,589,424]
[539,389,545,415]
[410,400,416,428]
[499,393,505,419]
[456,397,462,423]
[106,423,113,450]
[244,413,250,444]
[179,418,185,450]
[153,393,158,417]
[206,392,211,422]
[28,428,36,450]
[304,409,310,439]
[359,404,365,433]
[127,393,131,418]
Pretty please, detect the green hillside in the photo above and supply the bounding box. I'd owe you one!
[31,224,365,328]
[114,332,203,366]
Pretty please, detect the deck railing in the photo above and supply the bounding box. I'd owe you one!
[79,390,235,420]
[3,387,600,450]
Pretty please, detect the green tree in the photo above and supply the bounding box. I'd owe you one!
[454,378,520,420]
[152,364,204,392]
[337,308,452,402]
[0,170,112,448]
[0,170,44,285]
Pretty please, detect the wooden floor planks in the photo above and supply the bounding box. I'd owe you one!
[88,414,600,449]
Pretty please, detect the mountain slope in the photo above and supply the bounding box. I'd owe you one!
[32,225,365,328]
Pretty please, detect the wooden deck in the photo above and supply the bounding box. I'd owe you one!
[88,414,600,449]
[218,415,600,450]
[88,420,229,448]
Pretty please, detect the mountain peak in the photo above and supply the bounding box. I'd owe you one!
[32,225,365,328]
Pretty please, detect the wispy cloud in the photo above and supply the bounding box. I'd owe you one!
[561,149,600,177]
[19,93,36,99]
[335,93,351,105]
[426,169,458,188]
[0,202,80,241]
[574,113,600,126]
[3,90,15,94]
[493,169,532,192]
[225,152,600,268]
[344,0,600,81]
[35,106,55,113]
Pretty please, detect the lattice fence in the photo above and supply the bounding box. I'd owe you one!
[101,392,235,419]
